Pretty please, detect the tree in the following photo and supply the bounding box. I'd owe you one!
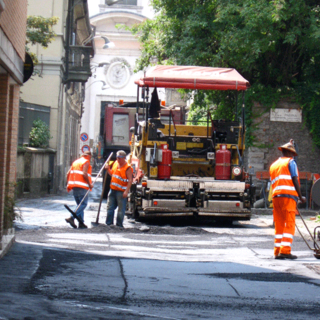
[131,0,320,145]
[133,0,320,87]
[26,16,59,65]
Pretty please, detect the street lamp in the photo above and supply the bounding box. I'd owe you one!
[101,36,115,49]
[83,35,115,48]
[86,80,109,91]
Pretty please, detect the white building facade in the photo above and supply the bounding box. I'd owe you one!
[80,0,153,161]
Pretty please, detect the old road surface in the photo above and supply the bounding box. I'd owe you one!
[1,177,320,319]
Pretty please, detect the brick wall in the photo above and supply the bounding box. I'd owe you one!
[0,74,10,246]
[6,84,20,184]
[0,0,28,60]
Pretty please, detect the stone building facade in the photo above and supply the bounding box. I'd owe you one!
[0,0,28,252]
[81,0,150,157]
[247,100,320,182]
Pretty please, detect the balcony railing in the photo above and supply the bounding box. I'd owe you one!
[63,45,92,83]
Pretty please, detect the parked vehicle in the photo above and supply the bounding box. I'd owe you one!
[127,65,256,223]
[101,102,185,198]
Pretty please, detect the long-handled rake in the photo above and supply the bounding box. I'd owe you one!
[295,207,320,259]
[64,152,113,224]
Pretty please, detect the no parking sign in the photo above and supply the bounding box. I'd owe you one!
[80,132,89,142]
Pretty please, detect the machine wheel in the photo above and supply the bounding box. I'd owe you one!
[213,218,234,226]
[133,208,140,220]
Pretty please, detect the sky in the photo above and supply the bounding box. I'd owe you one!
[88,0,100,16]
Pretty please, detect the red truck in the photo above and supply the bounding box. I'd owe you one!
[100,102,185,197]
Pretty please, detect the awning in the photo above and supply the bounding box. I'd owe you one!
[134,65,250,91]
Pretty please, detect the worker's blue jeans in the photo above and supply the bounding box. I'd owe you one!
[72,187,88,223]
[106,189,127,227]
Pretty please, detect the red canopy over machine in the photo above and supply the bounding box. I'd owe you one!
[134,65,250,91]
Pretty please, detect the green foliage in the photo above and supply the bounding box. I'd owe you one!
[26,16,59,65]
[29,119,52,148]
[130,0,219,70]
[295,83,320,148]
[4,180,22,231]
[187,89,241,124]
[130,0,320,147]
[135,0,320,87]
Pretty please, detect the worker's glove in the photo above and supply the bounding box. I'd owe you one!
[298,196,306,204]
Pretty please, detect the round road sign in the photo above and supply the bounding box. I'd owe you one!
[80,133,89,142]
[81,145,90,153]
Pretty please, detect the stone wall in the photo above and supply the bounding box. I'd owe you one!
[247,100,320,175]
[245,100,320,208]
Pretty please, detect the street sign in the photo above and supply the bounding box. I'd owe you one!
[270,108,302,122]
[80,132,89,142]
[81,145,90,153]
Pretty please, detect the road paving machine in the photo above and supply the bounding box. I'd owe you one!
[127,65,256,223]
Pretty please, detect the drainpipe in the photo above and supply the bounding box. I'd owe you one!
[64,0,74,83]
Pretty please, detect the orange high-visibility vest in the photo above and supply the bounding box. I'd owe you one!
[67,157,92,191]
[270,157,299,198]
[110,161,131,192]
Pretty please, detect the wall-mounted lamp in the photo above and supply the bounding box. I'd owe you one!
[101,36,115,49]
[83,35,115,49]
[86,80,109,91]
[90,61,110,73]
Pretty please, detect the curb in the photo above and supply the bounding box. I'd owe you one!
[0,229,15,259]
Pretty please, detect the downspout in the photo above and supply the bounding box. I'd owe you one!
[64,0,73,83]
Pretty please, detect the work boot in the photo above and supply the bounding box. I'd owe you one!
[78,222,88,229]
[274,255,285,260]
[65,217,77,229]
[279,253,298,260]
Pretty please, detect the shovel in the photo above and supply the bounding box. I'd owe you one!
[295,207,320,259]
[64,152,113,224]
[91,167,111,227]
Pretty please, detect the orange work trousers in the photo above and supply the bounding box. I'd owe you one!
[272,197,297,256]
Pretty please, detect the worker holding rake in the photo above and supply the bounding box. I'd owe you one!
[65,151,93,229]
[270,139,306,260]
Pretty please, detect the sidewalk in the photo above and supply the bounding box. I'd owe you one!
[14,178,107,229]
[0,229,15,259]
[1,177,104,258]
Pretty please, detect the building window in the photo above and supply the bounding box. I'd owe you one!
[106,0,137,5]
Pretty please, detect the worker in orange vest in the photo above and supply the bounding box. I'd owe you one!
[269,139,306,260]
[65,151,93,229]
[104,150,133,228]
